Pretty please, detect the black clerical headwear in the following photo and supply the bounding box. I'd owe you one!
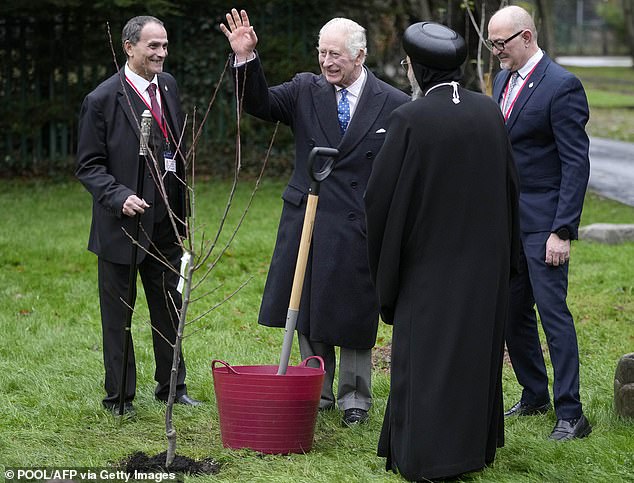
[403,22,466,70]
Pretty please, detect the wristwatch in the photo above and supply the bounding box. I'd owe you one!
[555,227,570,241]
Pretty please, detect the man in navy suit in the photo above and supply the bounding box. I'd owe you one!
[76,16,199,414]
[489,5,591,440]
[220,9,409,426]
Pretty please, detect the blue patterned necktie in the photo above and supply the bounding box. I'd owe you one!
[337,88,351,135]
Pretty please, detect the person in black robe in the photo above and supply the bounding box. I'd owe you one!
[364,22,520,481]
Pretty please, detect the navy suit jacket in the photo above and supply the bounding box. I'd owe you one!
[492,54,589,239]
[76,70,187,264]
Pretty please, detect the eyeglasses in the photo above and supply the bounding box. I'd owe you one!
[485,30,524,51]
[400,59,410,71]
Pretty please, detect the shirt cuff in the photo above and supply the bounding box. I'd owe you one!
[233,52,256,68]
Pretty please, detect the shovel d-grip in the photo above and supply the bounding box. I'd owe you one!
[277,147,339,375]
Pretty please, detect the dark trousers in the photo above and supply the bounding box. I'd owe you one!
[98,215,187,405]
[506,231,582,420]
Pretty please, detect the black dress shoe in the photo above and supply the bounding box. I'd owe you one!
[176,394,202,406]
[504,400,551,417]
[156,394,202,406]
[549,414,592,441]
[342,408,369,426]
[103,401,136,416]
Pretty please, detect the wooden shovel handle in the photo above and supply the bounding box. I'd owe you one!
[288,193,318,310]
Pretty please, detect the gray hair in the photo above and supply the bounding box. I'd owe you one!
[319,18,367,62]
[407,65,423,100]
[122,15,164,56]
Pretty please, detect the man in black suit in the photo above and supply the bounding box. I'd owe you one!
[220,9,409,426]
[76,15,199,414]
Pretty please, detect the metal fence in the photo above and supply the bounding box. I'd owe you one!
[0,10,306,177]
[0,7,628,176]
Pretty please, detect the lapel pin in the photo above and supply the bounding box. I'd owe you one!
[164,85,169,92]
[528,82,534,88]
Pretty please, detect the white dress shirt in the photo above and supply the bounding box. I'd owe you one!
[125,63,161,110]
[502,49,544,117]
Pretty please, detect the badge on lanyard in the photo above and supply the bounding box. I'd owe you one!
[164,141,176,173]
[164,152,176,173]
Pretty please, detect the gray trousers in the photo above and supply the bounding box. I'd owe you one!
[298,333,372,411]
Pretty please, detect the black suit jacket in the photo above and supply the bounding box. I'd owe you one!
[76,70,186,264]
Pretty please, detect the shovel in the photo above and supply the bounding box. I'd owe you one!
[118,110,152,416]
[277,147,339,375]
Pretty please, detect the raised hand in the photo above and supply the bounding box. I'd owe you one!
[219,8,258,63]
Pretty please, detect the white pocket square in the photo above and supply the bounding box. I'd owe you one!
[375,128,386,134]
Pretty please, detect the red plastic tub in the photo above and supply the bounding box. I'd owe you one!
[211,356,325,454]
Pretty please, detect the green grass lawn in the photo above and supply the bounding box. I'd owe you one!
[567,65,634,143]
[0,179,633,482]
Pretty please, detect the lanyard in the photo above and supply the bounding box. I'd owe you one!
[124,75,169,143]
[501,63,538,122]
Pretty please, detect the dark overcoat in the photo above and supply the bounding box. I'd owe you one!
[76,70,187,264]
[236,57,409,349]
[365,85,519,481]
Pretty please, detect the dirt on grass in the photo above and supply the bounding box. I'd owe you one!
[121,451,220,477]
[372,344,391,373]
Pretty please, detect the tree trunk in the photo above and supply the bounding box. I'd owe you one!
[165,251,194,468]
[421,0,432,18]
[406,0,432,18]
[459,1,501,93]
[624,0,634,65]
[483,1,505,94]
[535,0,556,57]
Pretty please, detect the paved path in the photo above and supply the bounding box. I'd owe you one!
[552,57,634,208]
[556,56,633,68]
[589,137,634,207]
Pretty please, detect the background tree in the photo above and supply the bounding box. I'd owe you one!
[0,0,627,176]
[534,0,556,55]
[622,0,634,62]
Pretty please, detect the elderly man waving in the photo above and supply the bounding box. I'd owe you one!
[220,8,408,426]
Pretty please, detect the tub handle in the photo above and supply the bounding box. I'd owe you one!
[212,359,240,375]
[299,355,325,371]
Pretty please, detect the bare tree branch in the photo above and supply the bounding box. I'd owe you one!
[189,283,223,304]
[194,65,247,275]
[185,57,231,162]
[195,122,279,289]
[121,224,181,277]
[185,276,253,333]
